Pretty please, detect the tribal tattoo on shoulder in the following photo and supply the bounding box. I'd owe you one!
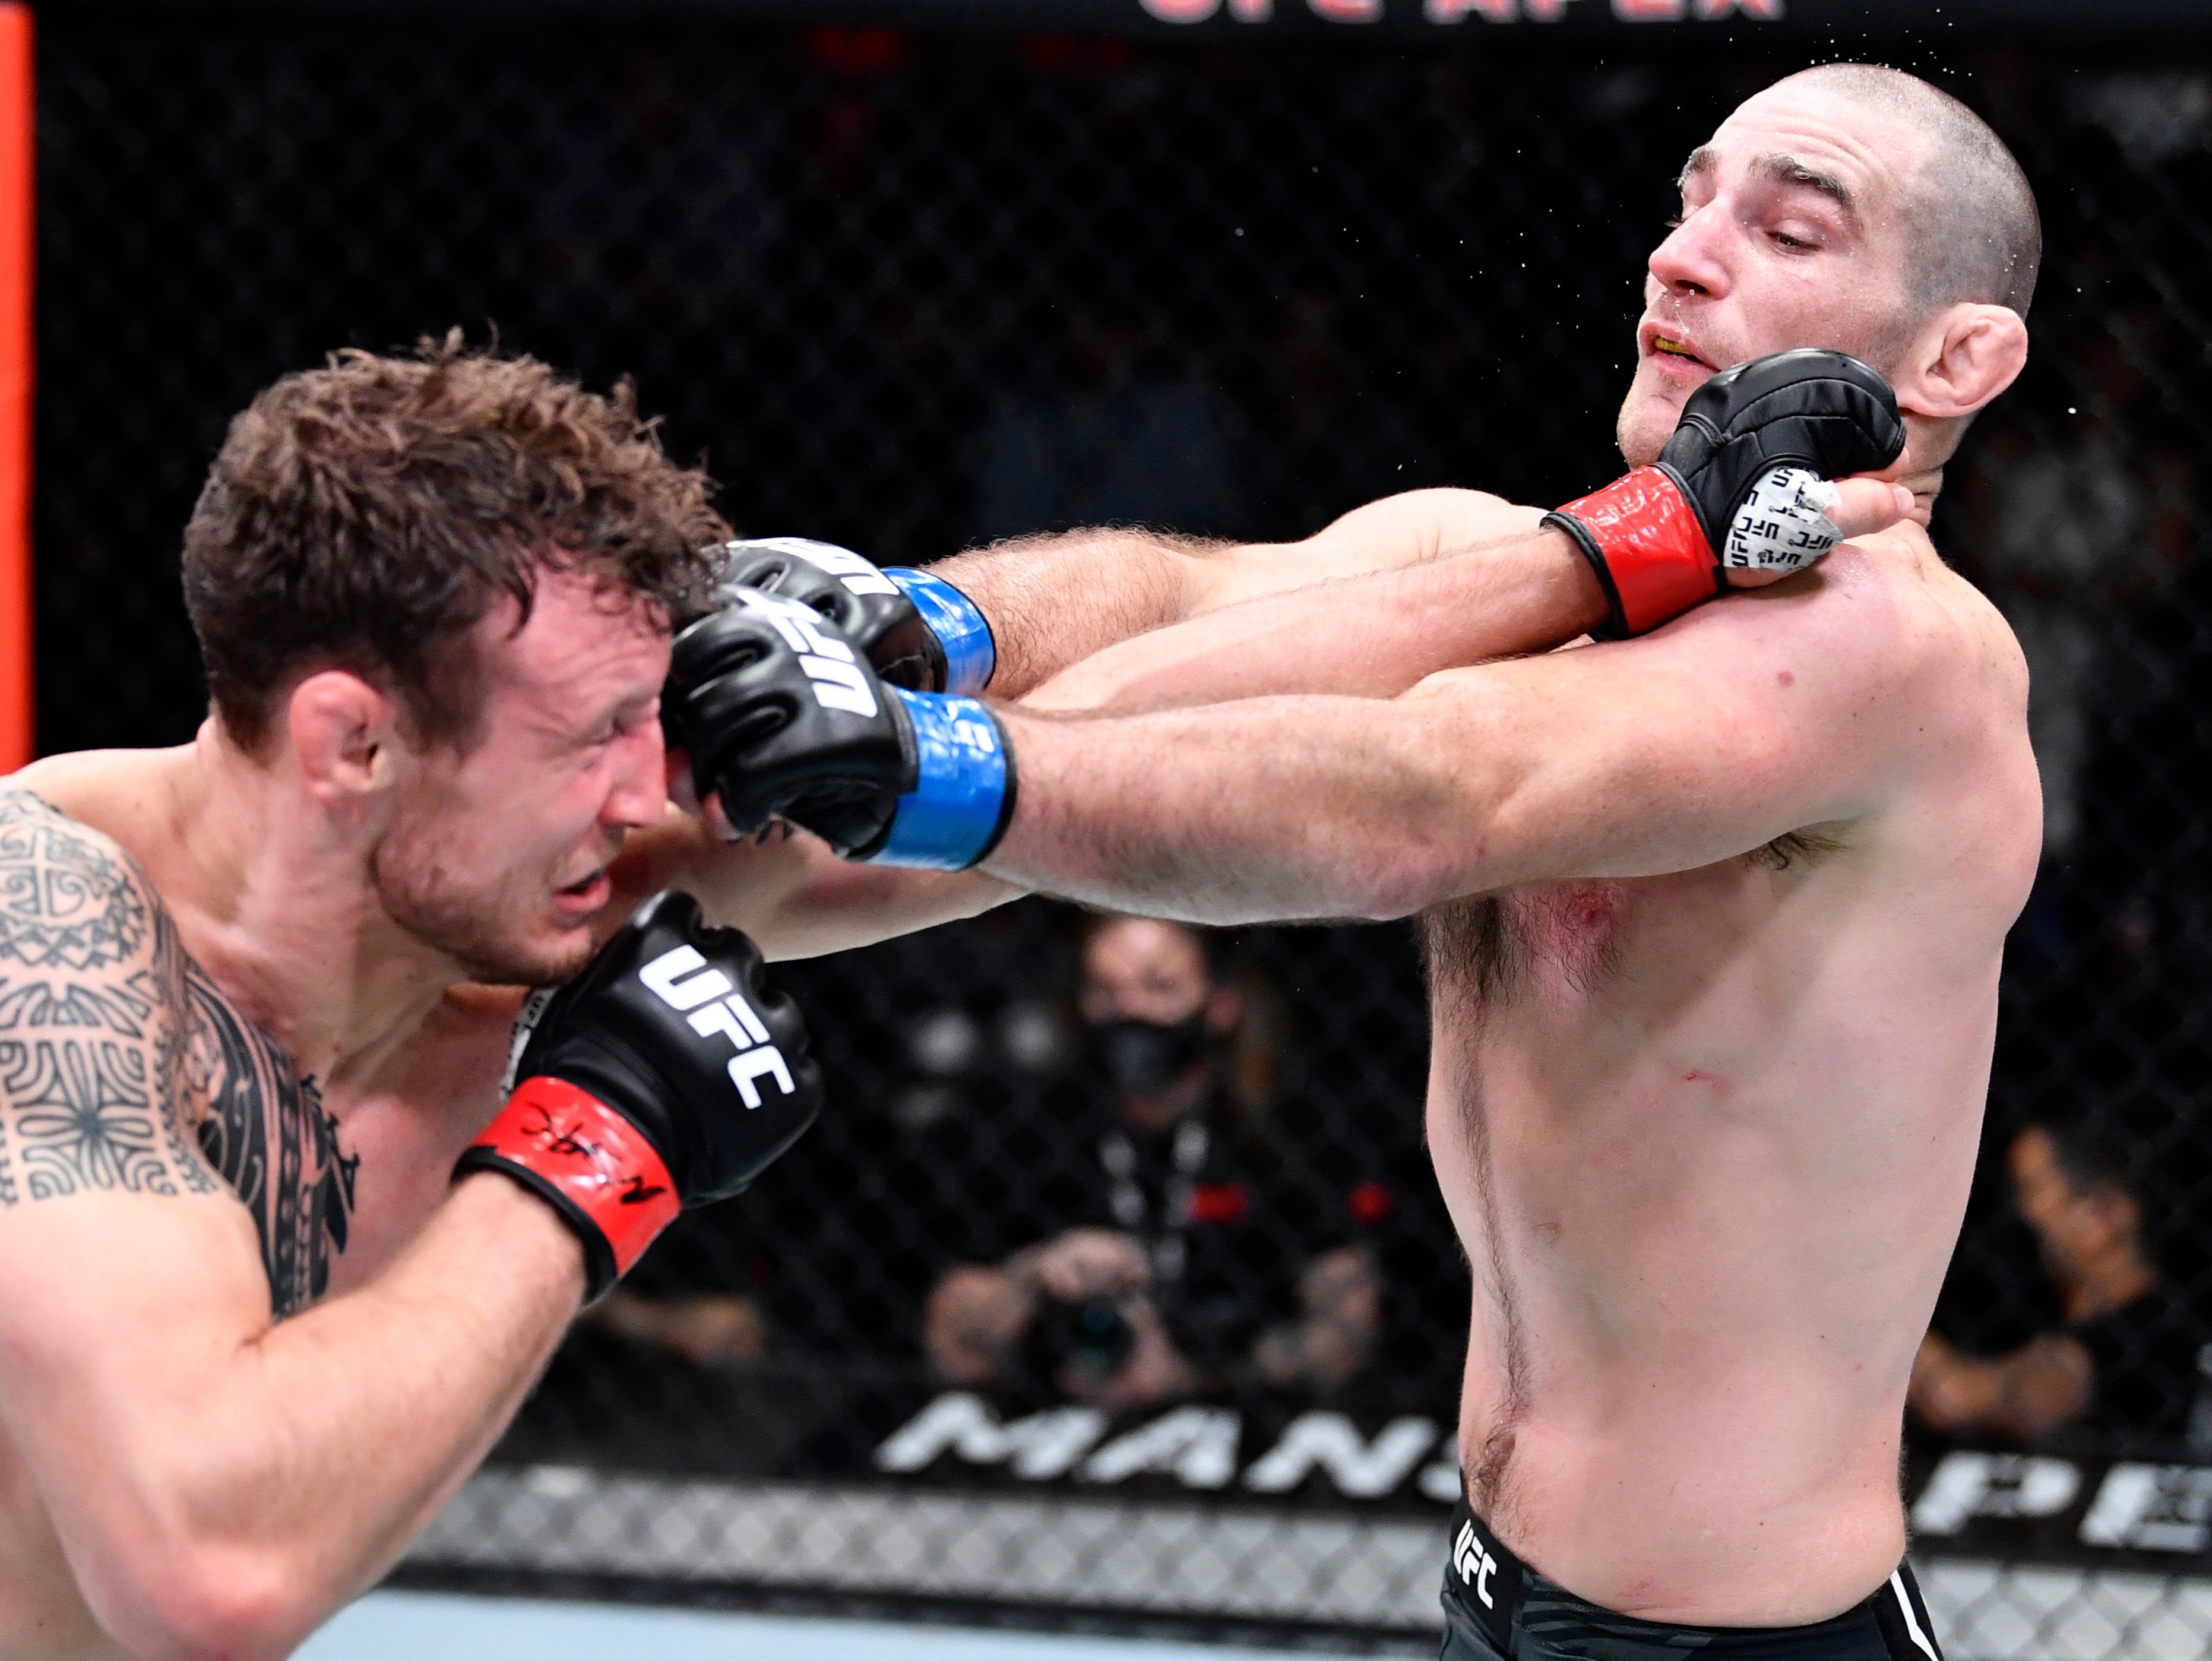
[0,791,357,1317]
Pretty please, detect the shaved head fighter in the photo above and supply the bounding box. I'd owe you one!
[677,64,2042,1661]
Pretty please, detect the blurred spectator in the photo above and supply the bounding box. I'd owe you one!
[974,303,1246,543]
[1910,1121,2202,1444]
[587,1286,773,1371]
[922,916,1384,1413]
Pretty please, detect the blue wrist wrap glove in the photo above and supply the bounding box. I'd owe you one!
[884,567,996,696]
[663,587,1015,872]
[704,536,996,696]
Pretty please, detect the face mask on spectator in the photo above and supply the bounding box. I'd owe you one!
[1093,1013,1211,1098]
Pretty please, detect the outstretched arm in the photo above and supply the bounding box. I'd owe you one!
[636,477,1908,951]
[0,795,584,1660]
[623,493,1562,956]
[1023,476,1912,716]
[982,549,1950,924]
[928,488,1545,698]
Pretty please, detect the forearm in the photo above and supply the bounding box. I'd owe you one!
[213,1179,581,1596]
[925,527,1239,699]
[72,1179,583,1657]
[1021,524,1605,715]
[931,490,1547,700]
[610,808,1017,961]
[986,697,1465,925]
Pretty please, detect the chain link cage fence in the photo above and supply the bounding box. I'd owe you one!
[33,5,2212,1654]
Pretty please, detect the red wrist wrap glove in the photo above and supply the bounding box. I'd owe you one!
[469,1076,681,1288]
[1545,349,1907,640]
[457,892,822,1303]
[1548,465,1715,638]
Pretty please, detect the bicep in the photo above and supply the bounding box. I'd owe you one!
[1403,588,1929,891]
[0,903,274,1565]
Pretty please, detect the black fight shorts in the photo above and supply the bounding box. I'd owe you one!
[1440,1503,1944,1661]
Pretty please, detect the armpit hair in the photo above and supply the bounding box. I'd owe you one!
[1751,826,1850,871]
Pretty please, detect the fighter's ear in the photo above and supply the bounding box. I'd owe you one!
[1894,302,2030,423]
[287,670,405,805]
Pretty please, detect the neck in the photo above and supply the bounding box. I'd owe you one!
[160,723,464,1089]
[1117,1064,1211,1135]
[1899,463,1943,527]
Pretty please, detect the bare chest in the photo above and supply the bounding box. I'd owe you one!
[183,977,515,1313]
[1418,851,1806,1015]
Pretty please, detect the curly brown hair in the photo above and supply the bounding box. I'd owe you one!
[182,331,729,752]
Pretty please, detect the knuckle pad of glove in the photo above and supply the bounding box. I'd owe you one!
[673,612,913,853]
[713,540,932,688]
[1660,349,1905,542]
[527,894,824,1204]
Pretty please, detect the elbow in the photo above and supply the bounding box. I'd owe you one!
[86,1540,322,1661]
[1337,822,1474,923]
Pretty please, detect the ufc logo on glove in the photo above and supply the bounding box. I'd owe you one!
[738,589,882,717]
[639,944,798,1108]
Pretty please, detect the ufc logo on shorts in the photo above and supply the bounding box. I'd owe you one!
[1453,1520,1499,1609]
[639,945,797,1109]
[738,589,881,718]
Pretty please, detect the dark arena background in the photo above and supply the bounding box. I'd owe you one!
[34,1,2212,1654]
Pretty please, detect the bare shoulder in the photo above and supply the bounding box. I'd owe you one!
[0,789,365,1315]
[1779,526,2040,895]
[0,789,224,1204]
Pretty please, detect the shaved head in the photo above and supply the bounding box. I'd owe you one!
[1777,64,2041,320]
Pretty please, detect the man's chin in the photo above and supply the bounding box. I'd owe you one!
[1616,383,1686,470]
[469,925,597,989]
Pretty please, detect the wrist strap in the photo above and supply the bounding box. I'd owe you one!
[457,1076,681,1302]
[1546,464,1718,639]
[871,689,1016,871]
[887,567,996,695]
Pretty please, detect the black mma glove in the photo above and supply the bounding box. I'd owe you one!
[1545,349,1908,637]
[455,891,822,1301]
[709,537,996,694]
[663,587,1013,871]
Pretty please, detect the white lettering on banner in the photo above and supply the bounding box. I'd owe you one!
[873,1394,1108,1480]
[1242,1413,1438,1497]
[1308,0,1383,19]
[1080,1407,1242,1489]
[2079,1464,2212,1552]
[1140,0,1220,18]
[1420,1451,1464,1503]
[640,945,733,1012]
[1613,0,1681,14]
[1910,1452,2084,1536]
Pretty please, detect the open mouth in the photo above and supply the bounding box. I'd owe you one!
[1649,333,1713,368]
[555,867,611,907]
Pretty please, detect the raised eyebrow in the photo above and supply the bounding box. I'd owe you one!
[1748,151,1859,223]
